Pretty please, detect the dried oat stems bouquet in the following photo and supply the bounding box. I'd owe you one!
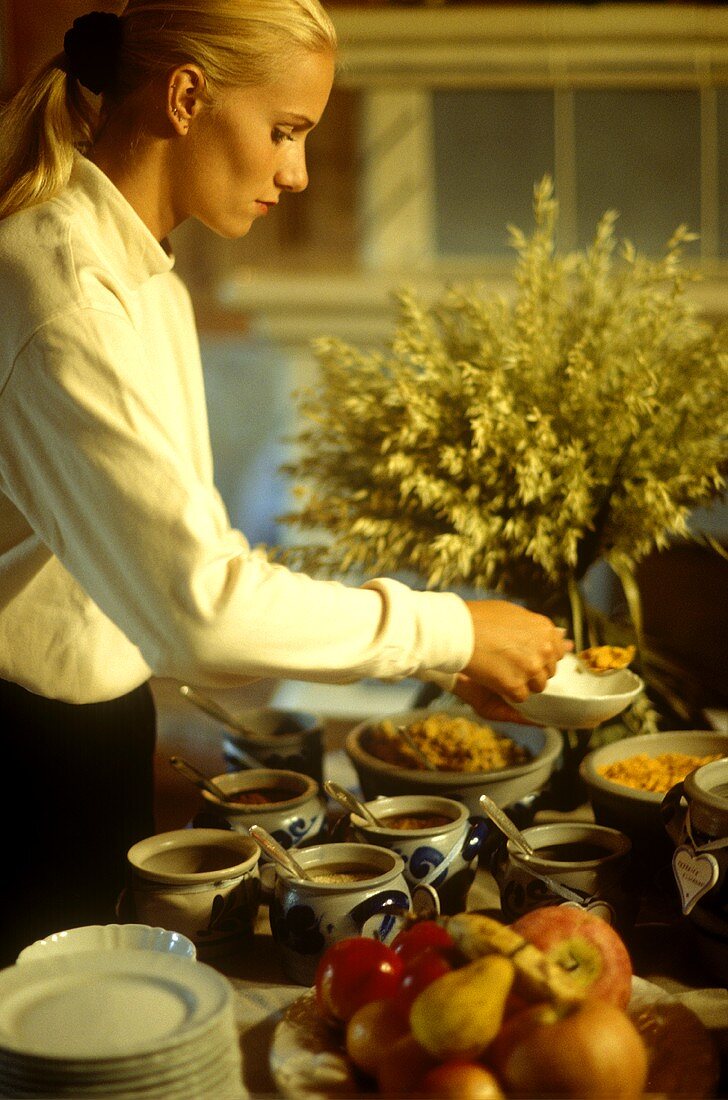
[281,178,728,674]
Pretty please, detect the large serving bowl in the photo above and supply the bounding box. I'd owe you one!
[345,708,562,814]
[579,730,728,854]
[512,654,644,728]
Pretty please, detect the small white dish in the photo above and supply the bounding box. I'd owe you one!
[17,923,197,964]
[512,653,644,728]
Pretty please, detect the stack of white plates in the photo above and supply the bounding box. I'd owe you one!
[16,924,197,963]
[0,949,245,1098]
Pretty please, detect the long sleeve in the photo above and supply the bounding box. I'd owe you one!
[0,156,473,703]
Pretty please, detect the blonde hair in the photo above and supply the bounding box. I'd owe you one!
[0,0,337,221]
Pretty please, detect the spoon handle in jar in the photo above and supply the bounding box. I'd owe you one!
[169,755,231,802]
[178,686,266,769]
[249,825,312,881]
[479,793,536,857]
[177,685,267,762]
[324,780,381,826]
[479,795,595,908]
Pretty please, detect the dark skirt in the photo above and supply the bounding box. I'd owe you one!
[0,677,156,967]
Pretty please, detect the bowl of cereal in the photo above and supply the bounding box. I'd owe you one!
[579,731,728,852]
[511,653,644,728]
[344,708,563,814]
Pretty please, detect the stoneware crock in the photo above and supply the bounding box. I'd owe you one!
[491,821,635,931]
[661,756,728,921]
[268,841,411,985]
[223,707,324,784]
[349,794,487,915]
[126,828,261,960]
[198,768,328,850]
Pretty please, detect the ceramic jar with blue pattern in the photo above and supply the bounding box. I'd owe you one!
[223,707,324,784]
[126,828,261,961]
[491,821,634,931]
[199,768,327,850]
[269,842,411,985]
[662,758,728,912]
[350,794,486,915]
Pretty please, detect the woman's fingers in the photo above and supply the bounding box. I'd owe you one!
[451,677,540,725]
[463,599,572,701]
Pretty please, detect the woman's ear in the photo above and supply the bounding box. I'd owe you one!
[167,64,206,134]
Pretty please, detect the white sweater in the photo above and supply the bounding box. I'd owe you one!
[0,155,473,703]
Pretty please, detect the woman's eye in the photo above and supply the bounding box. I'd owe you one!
[272,128,295,144]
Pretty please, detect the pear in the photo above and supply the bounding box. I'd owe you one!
[409,953,515,1060]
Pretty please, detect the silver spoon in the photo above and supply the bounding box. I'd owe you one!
[479,793,536,857]
[396,725,437,771]
[179,685,266,739]
[177,686,266,769]
[249,824,314,881]
[324,780,384,827]
[478,793,594,907]
[169,755,235,803]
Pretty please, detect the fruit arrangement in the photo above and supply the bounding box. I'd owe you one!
[311,906,648,1099]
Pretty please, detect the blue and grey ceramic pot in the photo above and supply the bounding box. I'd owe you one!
[350,794,487,915]
[269,842,411,985]
[223,707,324,784]
[199,768,327,850]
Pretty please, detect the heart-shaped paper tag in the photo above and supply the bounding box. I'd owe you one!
[672,844,720,914]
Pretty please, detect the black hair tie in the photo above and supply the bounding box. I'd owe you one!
[63,11,123,96]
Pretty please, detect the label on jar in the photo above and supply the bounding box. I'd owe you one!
[672,844,720,914]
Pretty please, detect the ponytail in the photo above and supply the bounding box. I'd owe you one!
[0,57,97,221]
[0,0,337,223]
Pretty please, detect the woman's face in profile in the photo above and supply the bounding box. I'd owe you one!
[179,48,335,239]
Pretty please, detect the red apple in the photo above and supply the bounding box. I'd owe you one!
[391,920,454,964]
[510,906,633,1009]
[487,999,648,1099]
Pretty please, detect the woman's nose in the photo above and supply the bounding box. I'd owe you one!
[275,147,308,193]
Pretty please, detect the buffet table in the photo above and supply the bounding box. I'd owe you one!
[152,681,728,1097]
[214,858,728,1099]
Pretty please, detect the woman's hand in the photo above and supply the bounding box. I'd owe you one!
[450,676,535,724]
[463,600,572,704]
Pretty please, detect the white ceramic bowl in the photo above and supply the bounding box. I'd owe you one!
[579,730,728,850]
[345,708,562,813]
[511,653,644,728]
[17,923,197,964]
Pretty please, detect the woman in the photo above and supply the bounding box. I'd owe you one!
[0,0,569,963]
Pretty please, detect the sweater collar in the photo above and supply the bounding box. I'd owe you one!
[67,152,176,288]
